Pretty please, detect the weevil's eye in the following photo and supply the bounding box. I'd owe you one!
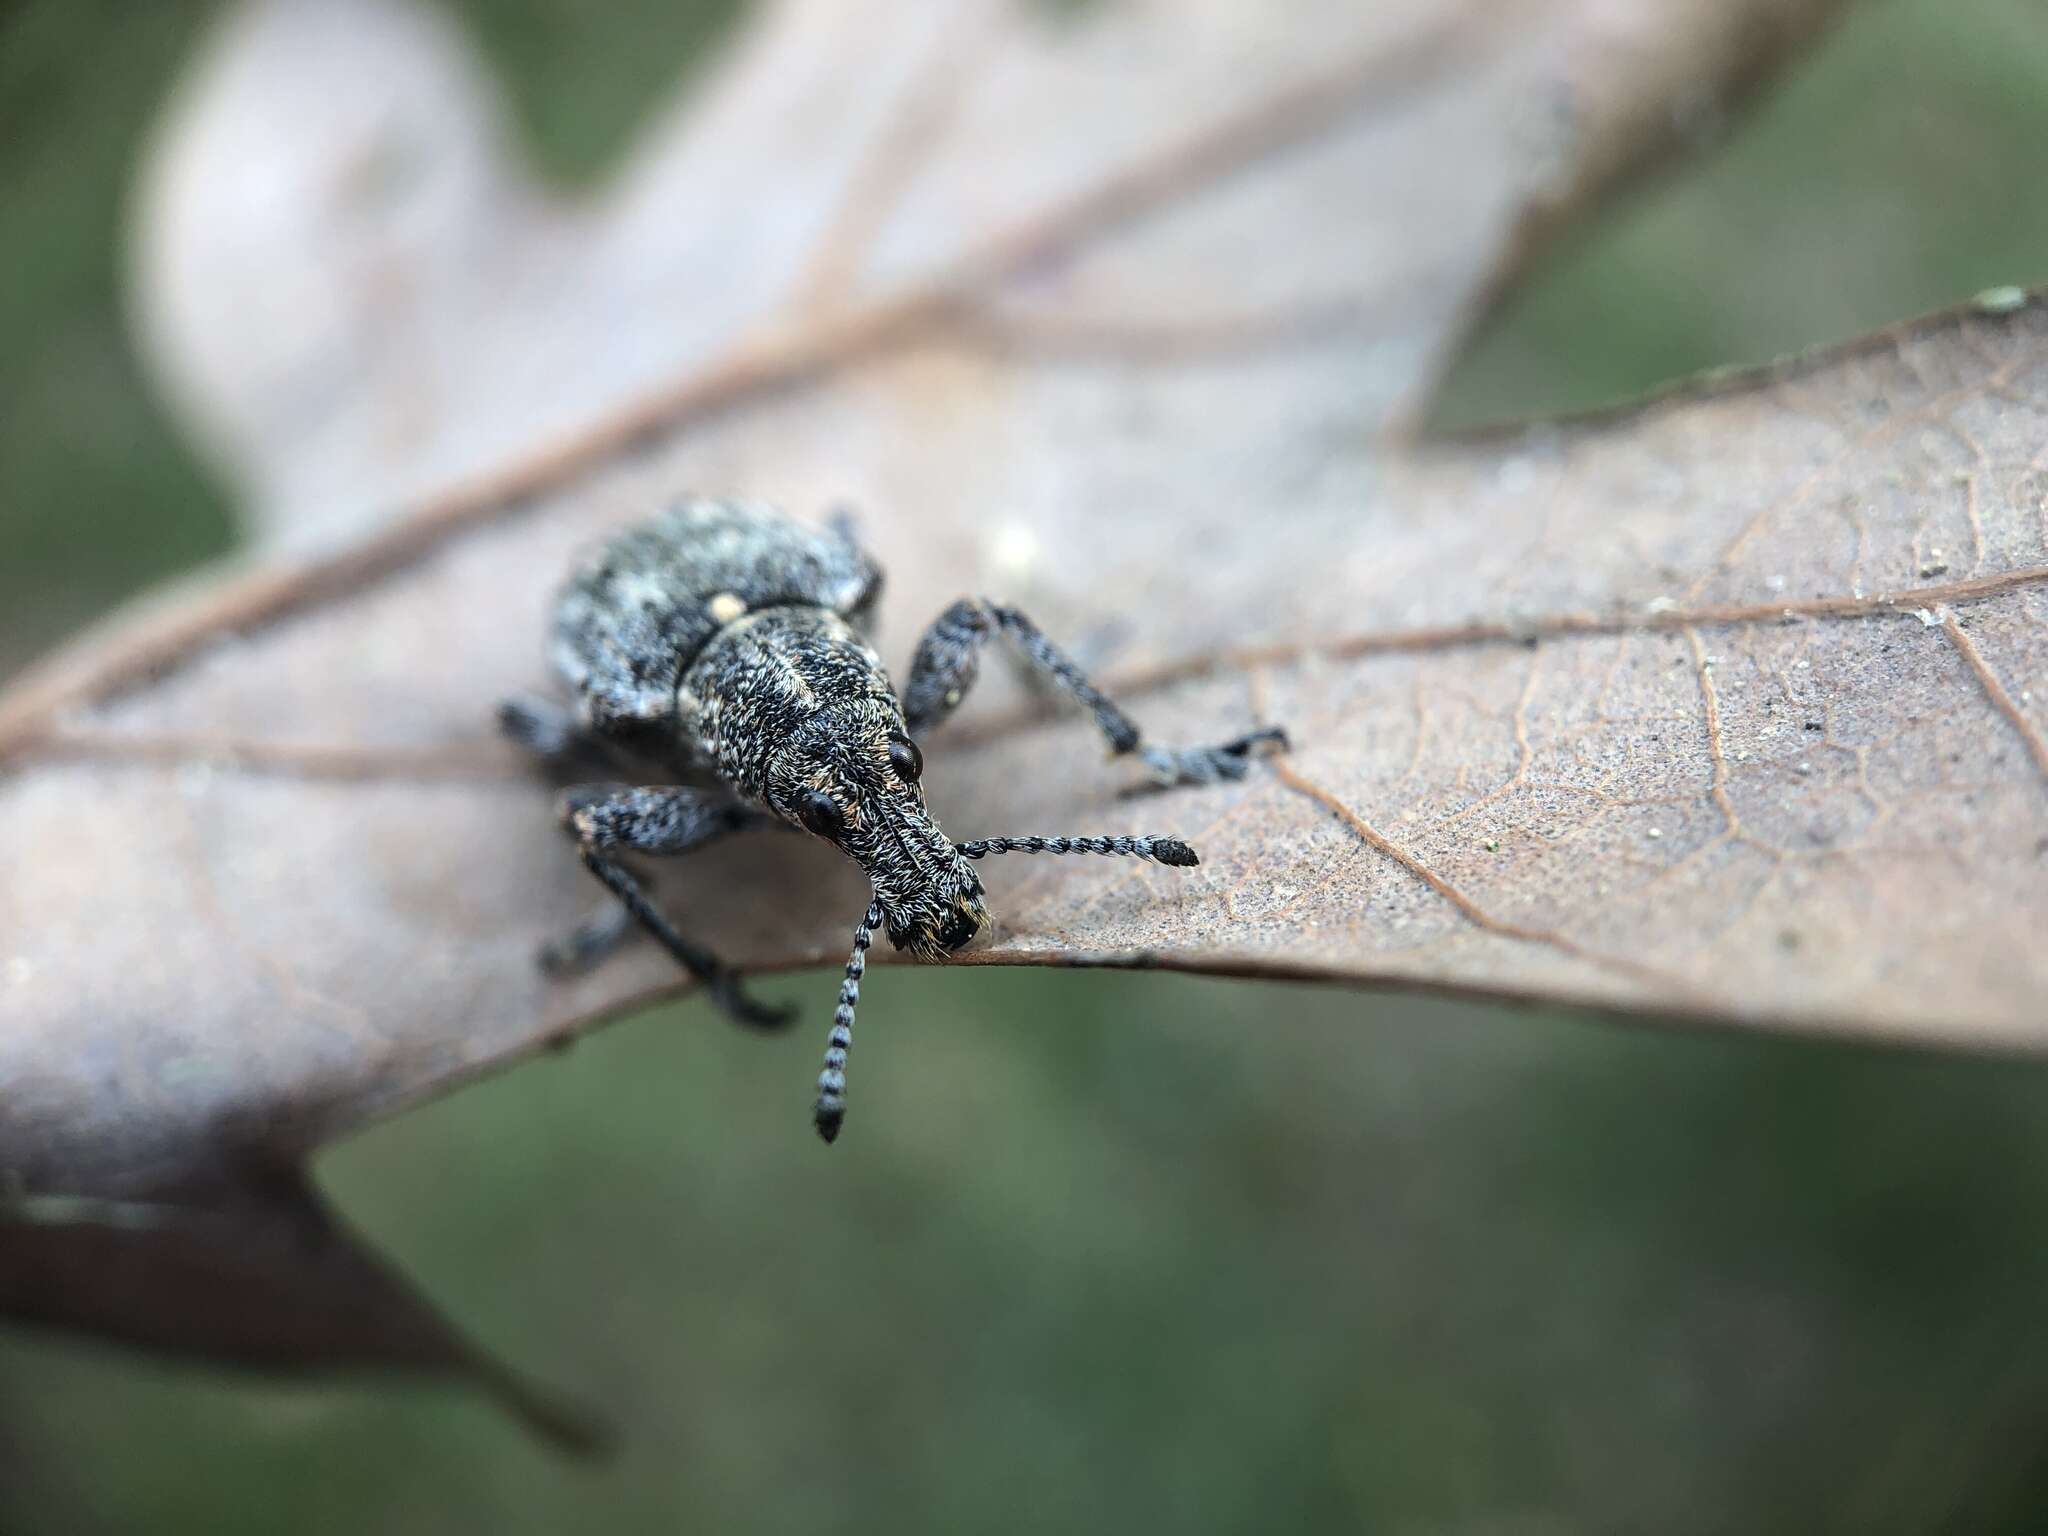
[797,791,844,840]
[888,736,923,783]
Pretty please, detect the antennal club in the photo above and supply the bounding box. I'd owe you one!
[813,898,884,1144]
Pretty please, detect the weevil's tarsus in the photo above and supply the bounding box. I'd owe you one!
[814,898,885,1144]
[903,599,1286,785]
[1139,725,1291,786]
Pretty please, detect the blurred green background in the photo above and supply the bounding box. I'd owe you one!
[6,1,2048,1531]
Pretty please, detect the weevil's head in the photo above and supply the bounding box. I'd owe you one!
[765,703,989,961]
[694,607,988,957]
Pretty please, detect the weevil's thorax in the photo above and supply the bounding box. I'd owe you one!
[680,607,890,794]
[680,606,989,959]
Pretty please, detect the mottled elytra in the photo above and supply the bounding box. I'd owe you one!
[502,498,1287,1143]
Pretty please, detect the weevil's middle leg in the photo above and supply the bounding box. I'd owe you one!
[901,598,1287,784]
[553,784,793,1030]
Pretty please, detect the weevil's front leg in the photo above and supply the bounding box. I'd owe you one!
[562,783,765,855]
[902,599,1287,784]
[555,785,793,1029]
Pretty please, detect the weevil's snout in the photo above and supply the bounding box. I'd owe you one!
[934,904,982,954]
[882,870,989,961]
[774,709,990,959]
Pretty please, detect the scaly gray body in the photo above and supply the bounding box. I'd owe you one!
[549,499,879,740]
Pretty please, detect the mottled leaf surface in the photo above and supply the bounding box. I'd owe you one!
[14,0,1994,1439]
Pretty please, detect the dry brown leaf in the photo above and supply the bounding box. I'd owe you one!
[3,0,1945,1445]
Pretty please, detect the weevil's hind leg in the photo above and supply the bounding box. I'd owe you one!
[498,692,654,785]
[901,598,1289,784]
[554,784,794,1030]
[538,904,634,977]
[824,502,864,550]
[823,503,886,630]
[499,694,584,760]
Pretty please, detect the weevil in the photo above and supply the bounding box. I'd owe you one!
[502,498,1286,1143]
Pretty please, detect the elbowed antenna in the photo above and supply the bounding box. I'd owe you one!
[813,898,885,1144]
[954,835,1199,866]
[812,839,1200,1145]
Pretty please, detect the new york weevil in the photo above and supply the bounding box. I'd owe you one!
[502,498,1286,1143]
